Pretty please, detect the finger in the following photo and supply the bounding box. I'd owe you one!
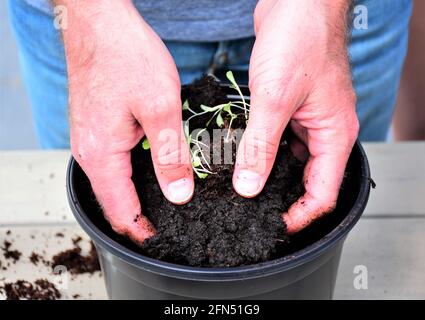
[76,150,155,245]
[232,87,297,198]
[283,125,358,234]
[136,94,194,204]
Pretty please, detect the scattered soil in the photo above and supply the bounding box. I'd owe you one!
[2,240,22,263]
[0,279,61,300]
[28,252,49,266]
[55,232,65,238]
[6,230,11,236]
[0,236,100,300]
[51,241,100,275]
[29,252,41,265]
[72,236,82,246]
[131,76,305,267]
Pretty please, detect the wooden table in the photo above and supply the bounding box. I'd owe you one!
[1,142,424,299]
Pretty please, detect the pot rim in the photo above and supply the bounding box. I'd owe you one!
[67,140,370,281]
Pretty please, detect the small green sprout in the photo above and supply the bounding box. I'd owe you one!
[142,137,150,150]
[182,99,189,110]
[142,72,248,180]
[226,70,248,120]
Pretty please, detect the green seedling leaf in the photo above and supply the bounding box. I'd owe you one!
[200,104,222,112]
[223,103,231,113]
[182,99,189,110]
[192,156,202,168]
[142,138,150,150]
[226,70,237,89]
[196,172,208,179]
[226,70,247,120]
[216,112,224,127]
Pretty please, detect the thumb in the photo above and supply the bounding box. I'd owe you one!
[233,90,296,198]
[136,95,194,204]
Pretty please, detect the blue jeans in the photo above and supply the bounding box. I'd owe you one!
[8,0,412,148]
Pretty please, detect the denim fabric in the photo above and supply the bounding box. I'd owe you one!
[7,0,412,148]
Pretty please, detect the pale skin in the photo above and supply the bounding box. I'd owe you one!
[56,0,358,244]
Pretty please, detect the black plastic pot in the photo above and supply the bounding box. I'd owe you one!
[66,85,371,300]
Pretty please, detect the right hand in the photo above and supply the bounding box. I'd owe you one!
[60,1,194,245]
[233,0,358,234]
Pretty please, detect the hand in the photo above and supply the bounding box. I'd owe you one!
[60,1,194,244]
[233,0,359,234]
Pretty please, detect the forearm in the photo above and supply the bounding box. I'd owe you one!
[51,0,142,67]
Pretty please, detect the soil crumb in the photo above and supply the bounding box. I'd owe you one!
[2,240,22,263]
[0,279,61,300]
[51,241,100,275]
[72,236,82,246]
[29,252,43,266]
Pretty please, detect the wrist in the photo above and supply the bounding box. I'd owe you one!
[254,0,351,31]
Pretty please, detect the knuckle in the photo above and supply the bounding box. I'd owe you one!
[72,140,105,167]
[244,134,278,161]
[109,219,129,236]
[142,94,180,121]
[155,161,189,174]
[152,138,191,172]
[155,147,183,168]
[316,194,337,214]
[237,132,279,173]
[71,127,101,158]
[251,85,283,112]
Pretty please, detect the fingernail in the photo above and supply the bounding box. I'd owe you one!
[167,178,193,204]
[234,169,262,197]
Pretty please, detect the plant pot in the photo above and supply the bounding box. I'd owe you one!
[66,84,371,300]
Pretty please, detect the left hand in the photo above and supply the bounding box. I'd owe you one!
[233,0,359,234]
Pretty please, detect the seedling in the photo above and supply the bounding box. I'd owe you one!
[142,71,249,179]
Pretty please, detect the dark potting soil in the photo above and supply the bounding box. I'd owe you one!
[131,76,305,267]
[2,240,22,263]
[0,279,61,300]
[51,241,100,275]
